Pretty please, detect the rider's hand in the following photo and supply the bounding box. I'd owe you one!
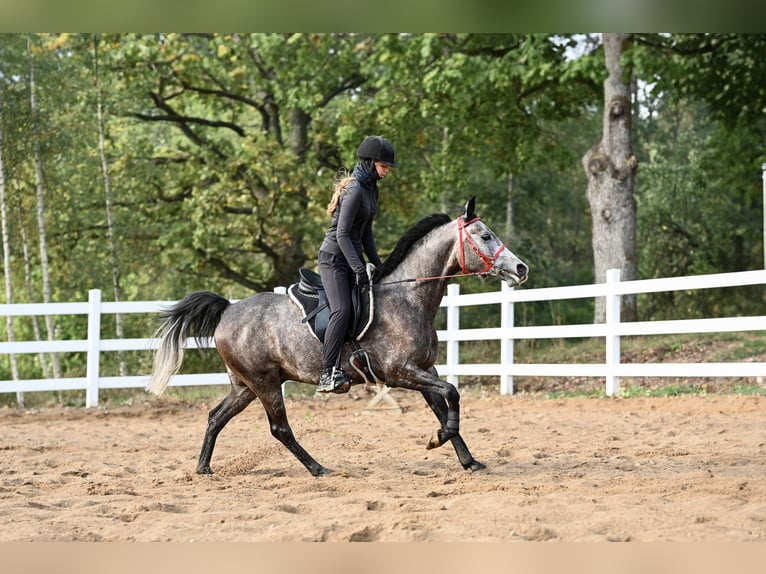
[355,271,369,286]
[368,264,379,284]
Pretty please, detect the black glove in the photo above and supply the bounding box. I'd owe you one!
[355,271,369,286]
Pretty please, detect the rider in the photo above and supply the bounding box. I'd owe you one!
[316,135,399,393]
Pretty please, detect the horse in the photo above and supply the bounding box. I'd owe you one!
[147,197,528,476]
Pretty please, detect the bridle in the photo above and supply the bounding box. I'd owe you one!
[379,216,508,285]
[457,216,506,276]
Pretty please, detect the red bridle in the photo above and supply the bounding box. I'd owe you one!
[457,216,506,275]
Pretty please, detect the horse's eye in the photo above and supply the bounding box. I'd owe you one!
[481,234,491,241]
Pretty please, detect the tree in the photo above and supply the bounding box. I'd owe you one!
[628,33,766,319]
[582,33,638,323]
[92,34,127,374]
[100,34,373,295]
[27,34,62,377]
[0,76,24,405]
[108,34,599,297]
[638,34,766,134]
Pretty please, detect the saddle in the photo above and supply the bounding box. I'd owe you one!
[287,265,382,384]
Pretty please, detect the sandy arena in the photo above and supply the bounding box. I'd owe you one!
[2,388,766,542]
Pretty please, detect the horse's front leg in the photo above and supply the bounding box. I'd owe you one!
[420,379,486,472]
[427,395,460,449]
[390,364,478,467]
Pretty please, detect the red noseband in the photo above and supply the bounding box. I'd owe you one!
[457,216,506,275]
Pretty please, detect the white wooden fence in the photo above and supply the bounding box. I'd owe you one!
[437,268,766,395]
[1,269,765,407]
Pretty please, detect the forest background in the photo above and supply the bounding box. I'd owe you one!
[0,33,764,387]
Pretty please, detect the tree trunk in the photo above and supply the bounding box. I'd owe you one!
[505,171,514,240]
[93,35,126,375]
[28,34,62,377]
[582,33,638,323]
[0,83,23,406]
[17,196,49,379]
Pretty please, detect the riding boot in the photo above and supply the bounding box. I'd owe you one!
[317,366,351,394]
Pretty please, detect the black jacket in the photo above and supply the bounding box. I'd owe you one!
[319,161,383,275]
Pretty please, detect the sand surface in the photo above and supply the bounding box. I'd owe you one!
[2,388,766,542]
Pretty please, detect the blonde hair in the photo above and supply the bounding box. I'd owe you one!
[326,169,356,215]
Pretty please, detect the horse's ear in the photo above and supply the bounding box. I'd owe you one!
[462,196,476,221]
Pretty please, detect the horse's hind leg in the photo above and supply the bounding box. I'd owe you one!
[197,382,255,474]
[257,385,332,477]
[420,385,486,472]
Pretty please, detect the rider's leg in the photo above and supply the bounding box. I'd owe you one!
[317,251,353,393]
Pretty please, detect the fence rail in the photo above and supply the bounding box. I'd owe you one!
[1,269,765,407]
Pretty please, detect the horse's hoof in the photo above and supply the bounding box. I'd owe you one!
[426,434,441,450]
[196,466,213,475]
[464,460,487,472]
[311,466,333,477]
[426,428,458,450]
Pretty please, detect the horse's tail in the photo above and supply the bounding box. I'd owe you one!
[146,291,231,396]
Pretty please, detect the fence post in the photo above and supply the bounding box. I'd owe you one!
[445,283,460,388]
[762,162,766,269]
[85,289,102,408]
[500,281,515,395]
[605,269,621,396]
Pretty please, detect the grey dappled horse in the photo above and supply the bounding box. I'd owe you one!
[147,197,528,476]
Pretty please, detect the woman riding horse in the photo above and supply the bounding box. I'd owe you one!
[317,136,398,394]
[148,197,528,477]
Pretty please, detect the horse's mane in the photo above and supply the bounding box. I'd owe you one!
[377,213,452,278]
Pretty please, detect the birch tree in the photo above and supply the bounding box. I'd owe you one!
[0,81,24,405]
[27,34,61,377]
[92,34,126,375]
[16,192,49,378]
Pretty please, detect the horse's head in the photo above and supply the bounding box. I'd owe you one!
[459,196,529,287]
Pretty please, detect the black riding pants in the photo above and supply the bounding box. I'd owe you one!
[318,250,355,371]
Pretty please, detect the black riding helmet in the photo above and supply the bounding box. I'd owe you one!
[356,136,399,168]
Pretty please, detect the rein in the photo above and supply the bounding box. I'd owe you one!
[378,216,506,286]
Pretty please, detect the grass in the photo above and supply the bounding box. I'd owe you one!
[455,331,766,399]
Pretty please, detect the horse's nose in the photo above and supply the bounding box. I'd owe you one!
[517,262,528,278]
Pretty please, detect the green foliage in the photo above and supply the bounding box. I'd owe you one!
[638,34,766,131]
[635,98,764,319]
